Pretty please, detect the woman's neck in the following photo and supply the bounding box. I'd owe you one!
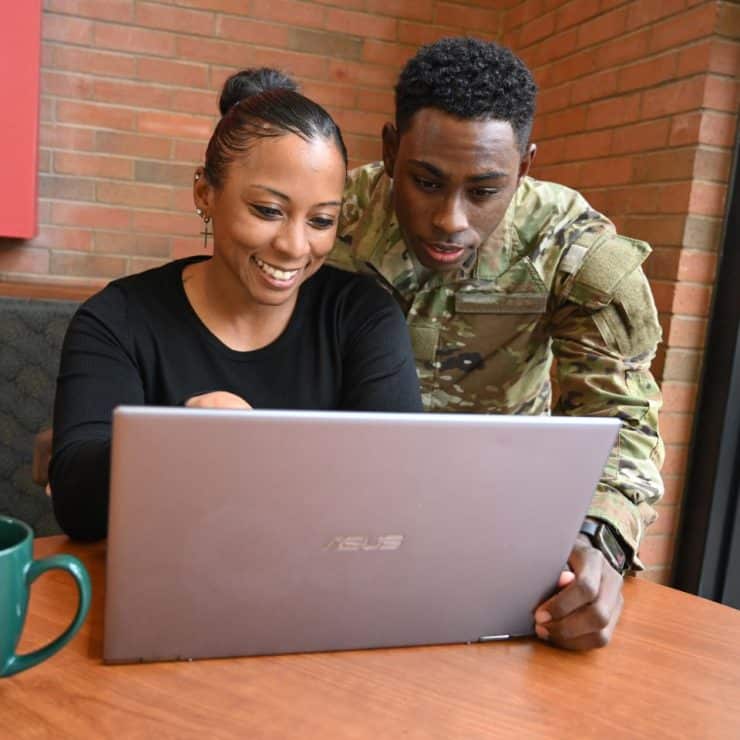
[182,256,298,352]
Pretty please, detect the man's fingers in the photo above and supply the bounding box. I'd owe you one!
[540,590,624,649]
[536,549,604,622]
[557,570,576,589]
[533,542,626,650]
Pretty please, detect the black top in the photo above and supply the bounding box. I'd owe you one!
[50,257,422,540]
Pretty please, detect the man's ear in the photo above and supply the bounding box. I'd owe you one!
[381,122,398,179]
[193,167,213,215]
[518,143,537,183]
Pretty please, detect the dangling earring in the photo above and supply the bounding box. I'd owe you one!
[200,215,211,249]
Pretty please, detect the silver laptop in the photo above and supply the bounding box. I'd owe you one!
[103,407,619,664]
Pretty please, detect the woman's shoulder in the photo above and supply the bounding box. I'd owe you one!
[302,265,404,339]
[82,257,204,314]
[310,264,394,303]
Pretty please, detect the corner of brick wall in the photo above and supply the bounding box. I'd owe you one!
[507,0,739,582]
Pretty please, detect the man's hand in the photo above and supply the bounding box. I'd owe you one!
[185,391,252,409]
[533,534,624,650]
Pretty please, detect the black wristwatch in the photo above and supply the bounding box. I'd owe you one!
[579,519,629,574]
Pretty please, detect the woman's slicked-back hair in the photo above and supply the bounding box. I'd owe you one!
[395,38,538,154]
[204,67,348,189]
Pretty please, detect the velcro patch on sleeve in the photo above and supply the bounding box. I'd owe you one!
[569,234,651,308]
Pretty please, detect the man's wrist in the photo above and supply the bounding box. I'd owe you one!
[580,518,629,574]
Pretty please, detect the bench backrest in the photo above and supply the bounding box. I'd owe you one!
[0,297,79,535]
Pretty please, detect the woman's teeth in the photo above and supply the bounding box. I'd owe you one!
[253,256,299,281]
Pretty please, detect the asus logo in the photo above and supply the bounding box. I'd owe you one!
[323,535,404,552]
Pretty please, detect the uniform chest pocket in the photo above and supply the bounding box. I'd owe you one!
[454,292,547,315]
[448,293,548,384]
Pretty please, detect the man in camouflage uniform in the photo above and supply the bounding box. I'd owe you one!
[329,38,664,650]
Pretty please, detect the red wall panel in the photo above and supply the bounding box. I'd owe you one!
[0,1,42,239]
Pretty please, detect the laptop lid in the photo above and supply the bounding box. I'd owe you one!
[103,407,619,663]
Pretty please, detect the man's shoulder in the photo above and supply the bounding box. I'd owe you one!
[330,162,396,272]
[517,175,588,213]
[512,176,603,248]
[509,177,652,304]
[341,161,393,234]
[344,161,387,204]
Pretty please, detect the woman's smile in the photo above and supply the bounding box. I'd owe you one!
[251,255,302,288]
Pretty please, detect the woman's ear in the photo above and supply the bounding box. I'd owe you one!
[193,167,212,215]
[381,122,399,179]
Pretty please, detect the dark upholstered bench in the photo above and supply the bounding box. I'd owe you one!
[0,296,79,535]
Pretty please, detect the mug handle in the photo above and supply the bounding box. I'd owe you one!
[3,555,92,678]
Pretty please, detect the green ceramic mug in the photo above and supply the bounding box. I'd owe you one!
[0,516,91,678]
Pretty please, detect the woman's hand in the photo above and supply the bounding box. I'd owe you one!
[185,391,252,409]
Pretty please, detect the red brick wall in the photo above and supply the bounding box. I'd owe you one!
[507,0,739,582]
[0,0,498,286]
[1,1,737,582]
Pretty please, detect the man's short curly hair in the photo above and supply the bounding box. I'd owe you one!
[395,37,537,154]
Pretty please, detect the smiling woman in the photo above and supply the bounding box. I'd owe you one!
[49,69,423,541]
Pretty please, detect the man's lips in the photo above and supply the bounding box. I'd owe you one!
[420,241,469,264]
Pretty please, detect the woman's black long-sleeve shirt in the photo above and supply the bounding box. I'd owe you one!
[50,258,422,540]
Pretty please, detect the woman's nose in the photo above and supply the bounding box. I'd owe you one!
[273,220,309,259]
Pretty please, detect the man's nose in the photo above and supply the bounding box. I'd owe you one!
[431,193,469,235]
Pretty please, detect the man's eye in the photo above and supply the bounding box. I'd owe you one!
[251,204,282,219]
[413,176,441,191]
[309,216,336,230]
[471,188,499,199]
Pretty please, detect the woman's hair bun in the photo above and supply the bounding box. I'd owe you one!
[218,68,298,116]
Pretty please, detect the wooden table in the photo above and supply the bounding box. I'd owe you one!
[2,537,739,739]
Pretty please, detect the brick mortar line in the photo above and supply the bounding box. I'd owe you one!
[561,174,735,186]
[41,61,401,94]
[95,1,470,25]
[534,71,740,108]
[40,150,210,167]
[508,2,720,41]
[526,38,723,81]
[41,31,369,63]
[49,98,214,120]
[47,13,425,45]
[41,66,218,96]
[39,196,179,214]
[520,28,726,60]
[649,280,717,291]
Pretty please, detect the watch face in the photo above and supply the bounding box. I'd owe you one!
[597,525,627,572]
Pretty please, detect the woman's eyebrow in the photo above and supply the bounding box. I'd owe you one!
[251,185,341,208]
[252,184,290,200]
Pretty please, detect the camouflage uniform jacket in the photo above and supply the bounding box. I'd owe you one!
[329,162,664,569]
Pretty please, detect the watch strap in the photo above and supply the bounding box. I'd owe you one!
[579,519,628,574]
